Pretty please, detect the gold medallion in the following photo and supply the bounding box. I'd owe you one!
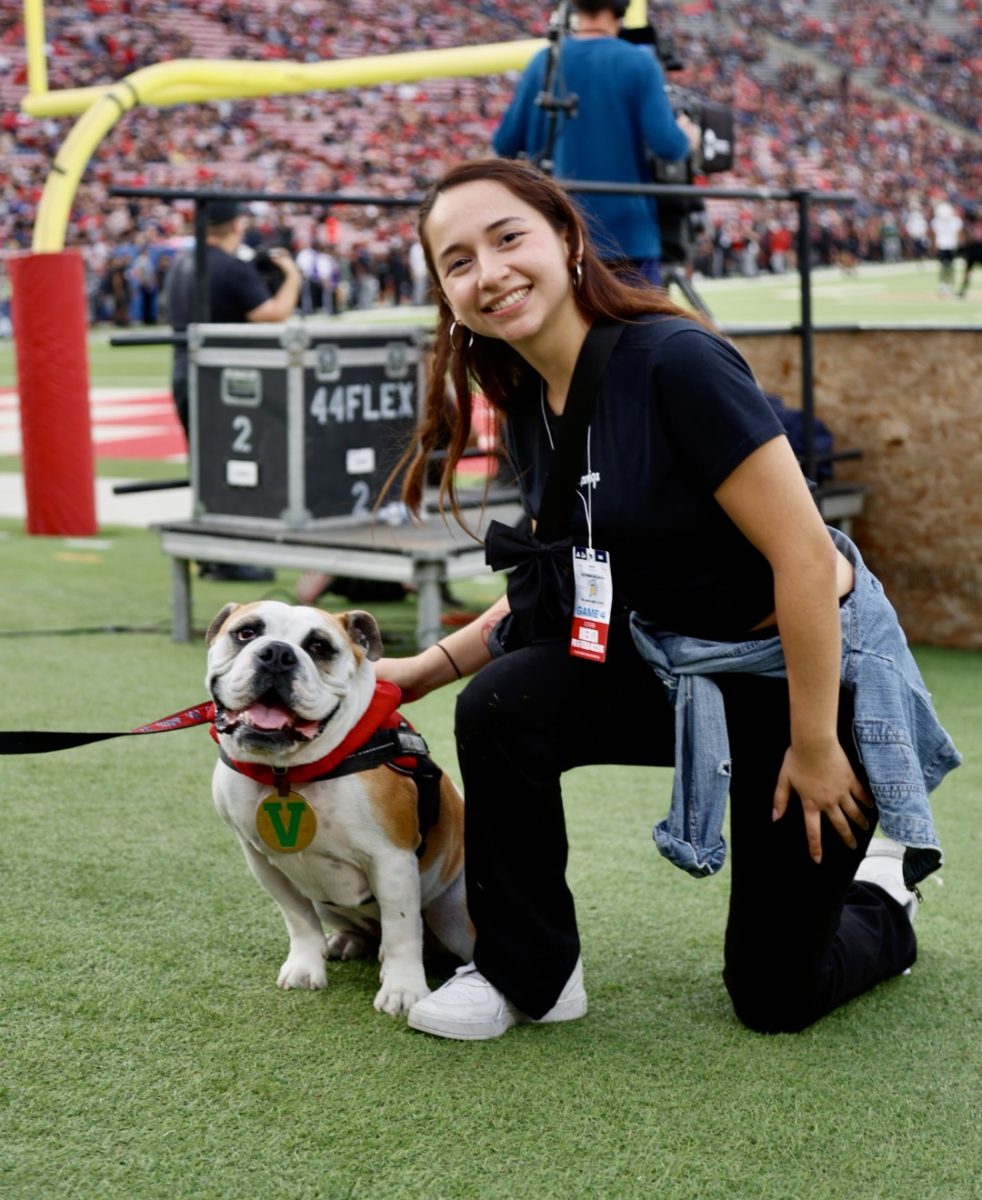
[256,790,317,853]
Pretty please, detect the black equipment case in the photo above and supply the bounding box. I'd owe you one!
[188,321,425,528]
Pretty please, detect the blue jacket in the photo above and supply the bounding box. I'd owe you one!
[493,37,690,261]
[630,527,961,882]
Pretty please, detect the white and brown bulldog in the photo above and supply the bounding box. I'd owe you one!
[206,599,473,1015]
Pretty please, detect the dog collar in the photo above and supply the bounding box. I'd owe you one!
[212,680,428,794]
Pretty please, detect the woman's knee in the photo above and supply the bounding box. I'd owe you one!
[723,965,817,1035]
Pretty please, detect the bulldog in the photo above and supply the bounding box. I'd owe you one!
[206,599,473,1015]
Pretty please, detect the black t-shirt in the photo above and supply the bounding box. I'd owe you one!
[502,316,787,638]
[168,244,271,392]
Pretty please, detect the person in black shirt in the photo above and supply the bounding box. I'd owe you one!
[166,200,302,582]
[167,200,302,436]
[376,159,948,1041]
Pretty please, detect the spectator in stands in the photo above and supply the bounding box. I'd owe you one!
[492,0,700,284]
[349,243,379,308]
[3,0,980,281]
[295,236,327,314]
[155,249,174,324]
[385,238,411,305]
[129,232,159,325]
[101,253,132,326]
[408,237,430,306]
[766,220,793,273]
[166,198,302,582]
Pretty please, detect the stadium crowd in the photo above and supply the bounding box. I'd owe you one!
[730,0,980,132]
[0,0,979,325]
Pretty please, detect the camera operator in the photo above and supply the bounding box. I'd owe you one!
[166,199,302,581]
[493,0,700,285]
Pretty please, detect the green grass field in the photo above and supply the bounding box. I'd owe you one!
[0,517,978,1200]
[686,261,982,327]
[0,261,979,1199]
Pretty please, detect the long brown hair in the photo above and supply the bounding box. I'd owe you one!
[399,157,696,523]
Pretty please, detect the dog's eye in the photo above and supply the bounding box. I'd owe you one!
[305,637,335,660]
[234,625,259,642]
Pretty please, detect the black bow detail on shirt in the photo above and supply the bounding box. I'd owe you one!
[481,320,626,653]
[485,519,575,644]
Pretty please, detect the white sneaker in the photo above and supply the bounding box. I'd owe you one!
[854,838,918,923]
[407,958,588,1040]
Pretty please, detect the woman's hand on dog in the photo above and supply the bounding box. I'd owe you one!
[375,653,441,703]
[376,597,509,702]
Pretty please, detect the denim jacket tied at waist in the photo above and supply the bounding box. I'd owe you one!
[629,527,961,884]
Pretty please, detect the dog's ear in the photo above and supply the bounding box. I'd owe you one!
[343,610,383,662]
[205,602,239,645]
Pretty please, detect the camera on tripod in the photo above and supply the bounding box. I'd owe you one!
[621,22,735,266]
[640,28,734,178]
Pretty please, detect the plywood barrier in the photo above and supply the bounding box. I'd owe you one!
[729,328,981,650]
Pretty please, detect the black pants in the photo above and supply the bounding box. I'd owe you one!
[172,378,190,441]
[454,622,916,1030]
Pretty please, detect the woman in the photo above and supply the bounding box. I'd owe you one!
[378,158,959,1040]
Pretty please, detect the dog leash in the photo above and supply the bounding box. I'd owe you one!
[0,687,442,855]
[0,703,216,755]
[0,681,405,755]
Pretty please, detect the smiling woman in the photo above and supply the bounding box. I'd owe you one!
[398,157,695,523]
[427,187,588,380]
[373,157,960,1044]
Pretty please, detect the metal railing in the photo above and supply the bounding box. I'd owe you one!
[108,180,858,486]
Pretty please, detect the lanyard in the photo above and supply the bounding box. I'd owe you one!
[540,384,594,549]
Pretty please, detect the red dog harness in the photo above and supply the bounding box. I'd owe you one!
[213,680,443,857]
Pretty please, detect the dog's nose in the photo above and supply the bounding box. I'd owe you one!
[257,641,298,672]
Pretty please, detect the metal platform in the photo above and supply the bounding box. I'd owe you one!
[155,500,523,648]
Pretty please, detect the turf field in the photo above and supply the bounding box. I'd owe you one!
[0,520,978,1200]
[684,260,982,327]
[0,260,979,1199]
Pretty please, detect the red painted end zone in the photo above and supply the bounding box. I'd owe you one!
[0,388,187,461]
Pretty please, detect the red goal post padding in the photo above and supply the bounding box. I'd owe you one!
[9,251,97,536]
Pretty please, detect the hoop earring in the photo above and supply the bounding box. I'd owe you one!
[449,319,474,352]
[572,261,583,290]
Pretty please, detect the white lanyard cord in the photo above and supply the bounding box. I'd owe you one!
[540,384,593,548]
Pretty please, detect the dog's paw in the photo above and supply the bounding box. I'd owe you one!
[276,954,328,990]
[373,977,430,1017]
[324,931,373,961]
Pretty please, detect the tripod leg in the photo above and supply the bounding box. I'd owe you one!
[663,267,715,322]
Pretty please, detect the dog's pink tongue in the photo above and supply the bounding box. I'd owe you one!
[244,702,293,730]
